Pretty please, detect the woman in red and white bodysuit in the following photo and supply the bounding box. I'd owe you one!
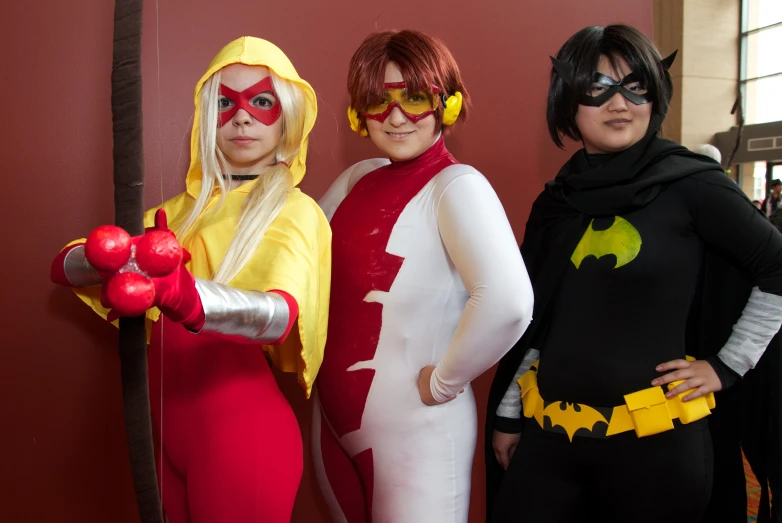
[312,29,534,522]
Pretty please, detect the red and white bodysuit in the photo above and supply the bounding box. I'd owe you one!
[313,137,533,522]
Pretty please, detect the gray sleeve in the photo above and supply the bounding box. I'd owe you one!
[495,348,540,418]
[717,286,782,375]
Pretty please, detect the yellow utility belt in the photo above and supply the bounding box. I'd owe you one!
[518,358,716,442]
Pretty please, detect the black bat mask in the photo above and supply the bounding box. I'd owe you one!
[581,72,650,106]
[551,51,677,107]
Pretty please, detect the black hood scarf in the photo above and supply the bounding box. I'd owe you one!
[485,130,782,522]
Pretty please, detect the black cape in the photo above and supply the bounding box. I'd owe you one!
[485,132,782,522]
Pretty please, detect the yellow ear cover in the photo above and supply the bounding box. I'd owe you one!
[442,91,463,126]
[347,106,368,136]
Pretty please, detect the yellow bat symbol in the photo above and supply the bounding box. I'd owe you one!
[543,401,609,442]
[570,217,642,269]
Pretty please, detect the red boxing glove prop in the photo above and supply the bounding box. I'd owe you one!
[136,229,183,277]
[85,226,133,273]
[88,209,200,325]
[104,272,156,317]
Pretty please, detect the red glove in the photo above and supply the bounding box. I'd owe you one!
[149,255,205,332]
[144,210,204,331]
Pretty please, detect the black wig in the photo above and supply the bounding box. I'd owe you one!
[547,25,674,148]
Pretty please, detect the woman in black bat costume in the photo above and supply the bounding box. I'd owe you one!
[485,24,782,522]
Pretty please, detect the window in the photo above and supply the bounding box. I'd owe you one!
[741,0,782,125]
[753,161,768,200]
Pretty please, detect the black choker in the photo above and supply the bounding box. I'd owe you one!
[222,174,260,180]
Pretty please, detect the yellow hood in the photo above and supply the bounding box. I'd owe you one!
[186,36,317,196]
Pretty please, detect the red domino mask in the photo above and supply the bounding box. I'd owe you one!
[218,76,282,127]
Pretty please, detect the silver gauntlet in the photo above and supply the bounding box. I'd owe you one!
[194,278,291,343]
[63,245,103,287]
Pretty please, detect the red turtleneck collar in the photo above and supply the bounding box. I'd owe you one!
[386,135,457,175]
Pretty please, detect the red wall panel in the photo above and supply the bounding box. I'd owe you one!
[0,2,652,521]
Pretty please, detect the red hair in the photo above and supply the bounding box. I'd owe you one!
[348,30,471,133]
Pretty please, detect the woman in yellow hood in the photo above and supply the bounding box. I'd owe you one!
[51,37,330,522]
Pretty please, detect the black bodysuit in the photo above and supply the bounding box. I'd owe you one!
[487,135,782,523]
[539,173,782,408]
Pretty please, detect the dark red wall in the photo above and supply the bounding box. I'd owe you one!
[1,1,652,521]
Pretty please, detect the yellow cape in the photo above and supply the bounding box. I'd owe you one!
[69,36,330,396]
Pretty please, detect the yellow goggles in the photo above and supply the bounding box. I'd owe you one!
[362,82,440,123]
